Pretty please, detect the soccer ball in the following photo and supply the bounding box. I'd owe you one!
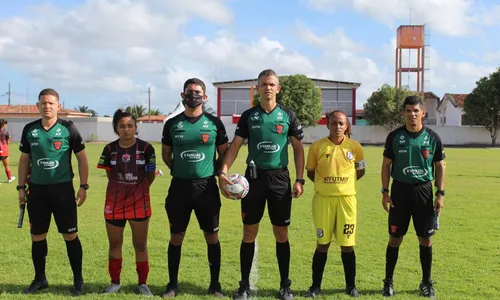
[225,173,250,200]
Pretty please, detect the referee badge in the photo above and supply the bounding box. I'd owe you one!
[346,151,354,160]
[201,133,210,143]
[53,141,62,151]
[422,149,430,159]
[275,125,284,134]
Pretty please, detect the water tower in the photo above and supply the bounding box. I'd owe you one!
[395,25,427,93]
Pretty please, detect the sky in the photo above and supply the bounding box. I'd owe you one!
[0,0,499,116]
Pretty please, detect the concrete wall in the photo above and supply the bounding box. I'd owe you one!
[2,117,495,146]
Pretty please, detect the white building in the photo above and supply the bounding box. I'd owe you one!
[436,93,468,126]
[212,77,361,126]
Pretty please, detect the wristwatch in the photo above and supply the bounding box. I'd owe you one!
[435,190,445,196]
[295,178,306,185]
[381,188,389,193]
[16,185,26,191]
[80,184,89,190]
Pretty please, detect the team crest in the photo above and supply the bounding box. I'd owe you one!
[346,151,354,160]
[53,141,62,150]
[422,150,430,159]
[122,153,131,163]
[391,225,397,234]
[275,125,284,134]
[201,133,210,143]
[317,229,324,238]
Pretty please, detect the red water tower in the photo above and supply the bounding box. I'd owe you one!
[395,25,425,93]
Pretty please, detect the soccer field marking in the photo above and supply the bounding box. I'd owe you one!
[250,238,258,291]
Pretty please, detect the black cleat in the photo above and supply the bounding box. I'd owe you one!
[304,285,321,298]
[382,278,395,297]
[419,281,436,298]
[71,280,85,296]
[23,278,49,294]
[233,281,250,300]
[279,279,294,300]
[208,282,224,298]
[346,286,360,298]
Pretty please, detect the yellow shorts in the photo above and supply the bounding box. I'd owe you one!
[312,193,357,246]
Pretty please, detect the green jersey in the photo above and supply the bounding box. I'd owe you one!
[235,104,304,170]
[20,119,85,185]
[383,126,445,183]
[162,112,228,179]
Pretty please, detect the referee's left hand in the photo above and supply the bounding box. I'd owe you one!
[434,195,444,214]
[76,188,87,207]
[292,182,303,198]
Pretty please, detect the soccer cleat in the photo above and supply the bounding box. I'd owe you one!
[8,176,15,183]
[102,283,121,294]
[71,280,85,296]
[419,281,436,298]
[162,283,178,298]
[304,285,321,298]
[382,278,395,297]
[208,282,224,298]
[157,169,164,176]
[346,286,360,298]
[279,279,294,300]
[233,281,250,300]
[137,284,153,296]
[23,278,49,294]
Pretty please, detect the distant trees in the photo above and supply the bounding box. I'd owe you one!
[74,105,98,117]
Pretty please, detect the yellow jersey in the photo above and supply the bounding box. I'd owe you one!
[306,136,365,196]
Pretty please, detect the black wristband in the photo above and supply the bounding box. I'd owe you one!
[16,185,26,191]
[295,178,305,185]
[435,190,445,196]
[80,184,89,190]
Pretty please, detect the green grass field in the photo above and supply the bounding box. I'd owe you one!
[0,143,499,299]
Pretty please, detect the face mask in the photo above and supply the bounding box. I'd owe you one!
[183,93,204,108]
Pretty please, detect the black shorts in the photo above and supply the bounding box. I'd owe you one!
[389,180,436,238]
[106,217,150,227]
[0,156,7,161]
[27,181,77,235]
[242,168,292,226]
[165,176,221,234]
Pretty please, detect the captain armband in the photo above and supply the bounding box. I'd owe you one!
[355,159,366,170]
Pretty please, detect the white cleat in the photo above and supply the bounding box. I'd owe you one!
[157,169,164,176]
[137,284,153,296]
[8,176,15,183]
[102,283,121,294]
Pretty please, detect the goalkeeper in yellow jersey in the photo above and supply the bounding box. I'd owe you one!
[305,110,365,298]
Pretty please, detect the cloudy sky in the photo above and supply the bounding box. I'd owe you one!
[0,0,499,116]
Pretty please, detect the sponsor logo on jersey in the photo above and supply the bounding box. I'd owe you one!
[275,125,284,134]
[201,133,210,143]
[31,129,38,137]
[37,158,59,170]
[125,172,138,181]
[402,166,428,177]
[53,141,62,150]
[257,141,280,153]
[177,121,184,129]
[180,150,205,162]
[122,153,131,163]
[422,149,430,159]
[323,176,349,183]
[55,128,62,136]
[399,135,405,144]
[277,111,283,120]
[203,120,209,128]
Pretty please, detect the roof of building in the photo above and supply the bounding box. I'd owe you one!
[0,105,92,116]
[424,92,440,100]
[448,94,468,108]
[137,115,168,122]
[213,77,361,88]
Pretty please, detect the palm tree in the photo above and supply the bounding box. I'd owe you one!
[125,105,147,119]
[75,105,98,117]
[149,108,163,116]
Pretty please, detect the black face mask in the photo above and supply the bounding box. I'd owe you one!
[183,93,204,108]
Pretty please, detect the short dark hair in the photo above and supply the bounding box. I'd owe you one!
[183,78,206,94]
[257,69,279,83]
[326,110,352,138]
[402,95,424,111]
[112,109,137,135]
[38,88,60,101]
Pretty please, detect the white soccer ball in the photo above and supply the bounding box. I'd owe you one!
[225,173,250,200]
